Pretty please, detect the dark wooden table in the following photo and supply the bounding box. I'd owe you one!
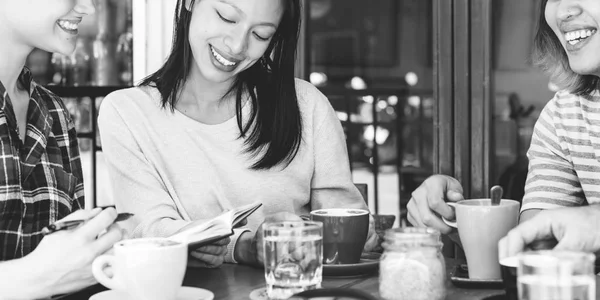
[60,258,513,300]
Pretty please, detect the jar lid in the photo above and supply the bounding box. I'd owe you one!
[383,227,442,249]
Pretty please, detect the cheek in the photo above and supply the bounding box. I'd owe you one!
[545,9,561,40]
[247,42,271,60]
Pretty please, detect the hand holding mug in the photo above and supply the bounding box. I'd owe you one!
[406,175,464,234]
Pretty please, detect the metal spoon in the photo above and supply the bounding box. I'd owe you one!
[490,185,503,206]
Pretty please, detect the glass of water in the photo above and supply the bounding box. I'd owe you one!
[517,250,596,300]
[263,221,323,300]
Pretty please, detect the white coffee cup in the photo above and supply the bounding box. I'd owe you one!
[92,237,187,300]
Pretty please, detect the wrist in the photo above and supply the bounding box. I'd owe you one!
[0,254,51,300]
[234,231,256,265]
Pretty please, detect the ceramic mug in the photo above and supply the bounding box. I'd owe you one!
[443,199,520,279]
[92,238,188,300]
[310,208,369,264]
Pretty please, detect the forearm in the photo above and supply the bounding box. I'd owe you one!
[0,256,50,300]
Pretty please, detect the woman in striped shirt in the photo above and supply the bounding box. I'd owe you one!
[501,0,600,258]
[409,0,600,257]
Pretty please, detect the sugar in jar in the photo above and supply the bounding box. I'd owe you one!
[379,227,446,300]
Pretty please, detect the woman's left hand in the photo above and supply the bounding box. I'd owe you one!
[363,214,378,252]
[189,237,231,268]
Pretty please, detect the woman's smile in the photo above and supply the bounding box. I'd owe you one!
[56,18,81,35]
[209,44,240,68]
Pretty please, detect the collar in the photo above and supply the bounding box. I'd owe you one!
[0,68,54,179]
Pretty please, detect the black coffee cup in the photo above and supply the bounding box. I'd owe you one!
[310,208,369,264]
[499,256,518,300]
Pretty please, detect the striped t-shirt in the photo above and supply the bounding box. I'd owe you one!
[522,90,600,212]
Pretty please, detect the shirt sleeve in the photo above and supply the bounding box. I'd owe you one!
[521,98,585,213]
[98,94,190,238]
[307,87,368,212]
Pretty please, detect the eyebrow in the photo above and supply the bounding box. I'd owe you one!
[218,0,278,29]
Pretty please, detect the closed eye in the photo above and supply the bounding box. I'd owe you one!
[254,33,270,41]
[216,11,235,24]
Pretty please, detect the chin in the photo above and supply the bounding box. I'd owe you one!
[568,58,598,75]
[570,65,600,76]
[201,68,237,84]
[48,40,77,56]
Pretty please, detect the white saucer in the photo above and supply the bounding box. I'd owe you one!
[89,287,214,300]
[249,287,269,300]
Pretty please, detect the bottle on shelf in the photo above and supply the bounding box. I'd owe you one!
[91,0,118,86]
[70,38,91,86]
[51,52,71,86]
[116,0,133,86]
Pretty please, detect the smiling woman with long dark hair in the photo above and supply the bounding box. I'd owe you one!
[99,0,376,268]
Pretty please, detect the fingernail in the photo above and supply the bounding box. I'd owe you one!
[448,191,463,198]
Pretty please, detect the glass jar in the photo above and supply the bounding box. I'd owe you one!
[379,227,446,300]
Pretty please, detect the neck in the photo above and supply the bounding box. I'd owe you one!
[181,64,237,108]
[0,25,32,95]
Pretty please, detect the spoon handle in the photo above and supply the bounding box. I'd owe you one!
[490,185,503,206]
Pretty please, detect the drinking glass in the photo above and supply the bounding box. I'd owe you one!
[517,250,595,300]
[263,221,323,300]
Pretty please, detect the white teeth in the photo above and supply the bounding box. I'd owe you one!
[210,46,237,67]
[565,29,596,42]
[57,20,79,31]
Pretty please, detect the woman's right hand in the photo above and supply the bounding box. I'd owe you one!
[26,207,124,298]
[235,212,303,267]
[406,175,464,234]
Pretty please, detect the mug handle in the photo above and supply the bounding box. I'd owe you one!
[441,202,458,228]
[92,255,120,290]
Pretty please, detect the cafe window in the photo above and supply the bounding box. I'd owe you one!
[491,0,552,202]
[304,0,434,224]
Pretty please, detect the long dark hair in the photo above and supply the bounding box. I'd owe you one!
[532,0,600,96]
[140,0,303,170]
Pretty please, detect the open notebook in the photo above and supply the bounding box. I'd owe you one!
[169,201,262,250]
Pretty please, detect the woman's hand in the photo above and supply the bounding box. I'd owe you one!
[363,214,378,252]
[499,205,600,259]
[189,237,231,268]
[406,175,464,234]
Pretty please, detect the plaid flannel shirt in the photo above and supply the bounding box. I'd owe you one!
[0,68,84,261]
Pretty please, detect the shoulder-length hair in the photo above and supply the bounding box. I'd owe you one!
[140,0,303,170]
[532,0,600,96]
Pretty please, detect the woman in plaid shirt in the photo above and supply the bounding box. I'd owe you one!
[0,0,122,298]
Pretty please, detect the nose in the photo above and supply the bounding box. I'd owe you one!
[556,0,582,21]
[224,26,248,55]
[75,0,96,16]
